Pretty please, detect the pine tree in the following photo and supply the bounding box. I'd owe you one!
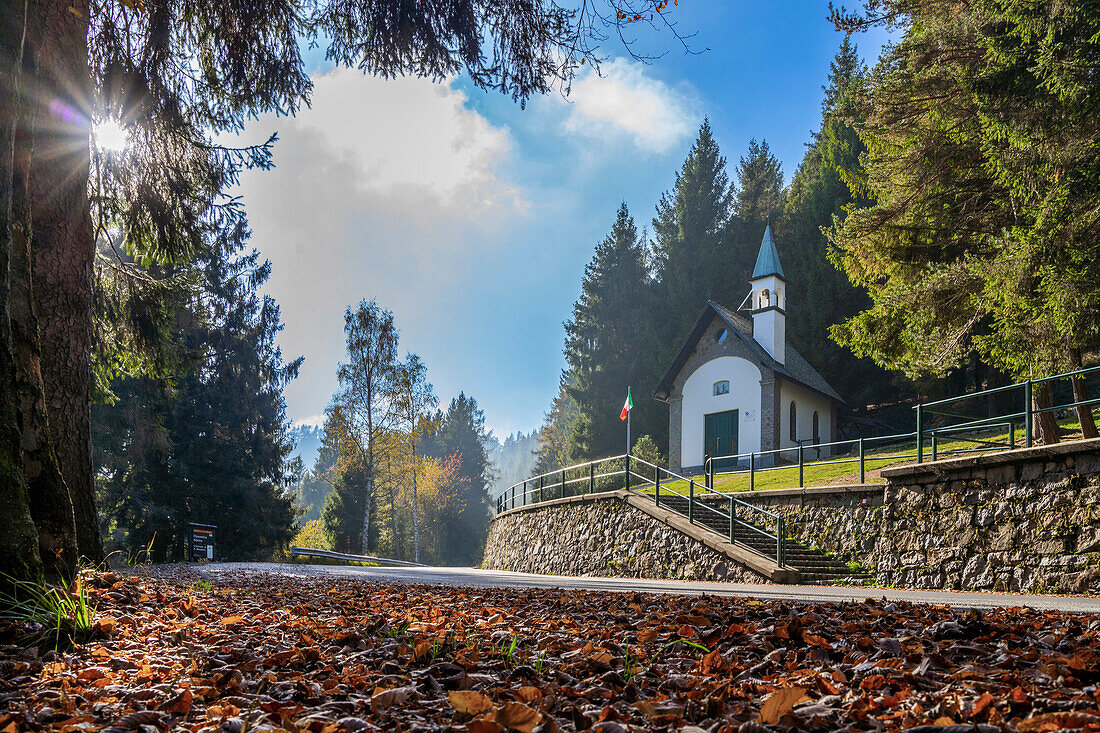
[778,37,905,406]
[829,1,1100,441]
[733,138,785,228]
[94,216,302,561]
[652,120,735,342]
[565,203,663,459]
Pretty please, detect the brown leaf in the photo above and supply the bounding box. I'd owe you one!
[94,616,118,635]
[220,615,246,626]
[970,691,994,717]
[637,628,658,644]
[413,640,432,661]
[449,690,494,716]
[370,685,416,713]
[494,702,541,733]
[1018,712,1100,732]
[515,686,542,703]
[759,687,809,724]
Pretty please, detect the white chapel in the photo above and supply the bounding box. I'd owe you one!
[652,226,844,474]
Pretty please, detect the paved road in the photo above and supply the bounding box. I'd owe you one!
[196,562,1100,613]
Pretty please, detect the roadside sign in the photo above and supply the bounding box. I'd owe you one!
[188,523,217,561]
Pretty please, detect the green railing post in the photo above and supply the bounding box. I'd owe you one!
[589,461,594,494]
[916,403,924,463]
[728,496,735,543]
[688,480,695,524]
[1024,380,1033,447]
[749,453,755,492]
[798,444,804,488]
[624,453,630,491]
[655,469,661,507]
[560,468,566,499]
[777,515,785,566]
[706,459,712,490]
[1009,421,1015,449]
[654,467,661,502]
[931,431,938,462]
[538,475,543,503]
[858,438,865,483]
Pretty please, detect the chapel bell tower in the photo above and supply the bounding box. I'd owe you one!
[749,225,786,364]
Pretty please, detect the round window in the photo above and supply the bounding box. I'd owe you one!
[716,328,728,343]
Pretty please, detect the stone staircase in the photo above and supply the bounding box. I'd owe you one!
[652,492,873,585]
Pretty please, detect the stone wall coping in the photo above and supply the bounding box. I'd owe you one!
[733,483,884,501]
[490,490,798,584]
[880,437,1100,479]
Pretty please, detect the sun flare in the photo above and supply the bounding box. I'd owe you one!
[94,119,129,152]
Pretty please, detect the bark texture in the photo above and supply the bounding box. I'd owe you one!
[10,2,78,579]
[1072,377,1098,440]
[1033,382,1061,446]
[0,0,45,584]
[29,0,101,562]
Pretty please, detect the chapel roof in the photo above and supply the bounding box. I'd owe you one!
[652,300,844,403]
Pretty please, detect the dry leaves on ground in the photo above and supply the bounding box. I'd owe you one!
[2,566,1100,732]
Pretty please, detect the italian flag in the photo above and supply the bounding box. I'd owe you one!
[619,389,633,421]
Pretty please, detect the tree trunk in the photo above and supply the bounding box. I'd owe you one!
[411,467,419,564]
[360,473,371,555]
[1072,377,1098,439]
[29,0,101,562]
[1069,351,1098,439]
[1033,381,1061,445]
[10,1,77,580]
[0,0,45,586]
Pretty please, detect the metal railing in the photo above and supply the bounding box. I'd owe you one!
[702,421,1015,490]
[493,454,788,566]
[915,364,1100,461]
[290,546,426,567]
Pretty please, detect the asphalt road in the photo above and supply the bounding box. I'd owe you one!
[196,562,1100,614]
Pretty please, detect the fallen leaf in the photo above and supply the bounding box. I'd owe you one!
[371,685,416,713]
[759,687,809,724]
[494,702,541,733]
[449,690,494,716]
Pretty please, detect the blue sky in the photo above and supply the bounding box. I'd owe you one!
[235,1,892,440]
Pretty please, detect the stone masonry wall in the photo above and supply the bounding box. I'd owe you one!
[729,441,1100,593]
[736,486,884,571]
[483,496,770,584]
[874,444,1100,594]
[485,440,1100,592]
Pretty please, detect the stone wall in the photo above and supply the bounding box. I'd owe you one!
[726,441,1100,593]
[873,442,1100,594]
[486,440,1100,593]
[483,494,771,584]
[734,485,884,570]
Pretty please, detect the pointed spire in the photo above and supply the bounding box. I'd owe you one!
[751,224,785,280]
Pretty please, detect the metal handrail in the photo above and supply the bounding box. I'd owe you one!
[493,452,789,567]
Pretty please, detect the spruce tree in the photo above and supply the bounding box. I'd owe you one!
[652,120,735,342]
[829,1,1100,441]
[565,203,663,459]
[778,37,904,406]
[94,216,302,560]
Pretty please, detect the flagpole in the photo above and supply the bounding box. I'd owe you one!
[626,386,631,456]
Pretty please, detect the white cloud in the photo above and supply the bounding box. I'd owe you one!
[233,69,531,424]
[560,58,699,153]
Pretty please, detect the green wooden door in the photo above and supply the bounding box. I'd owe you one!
[704,410,738,470]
